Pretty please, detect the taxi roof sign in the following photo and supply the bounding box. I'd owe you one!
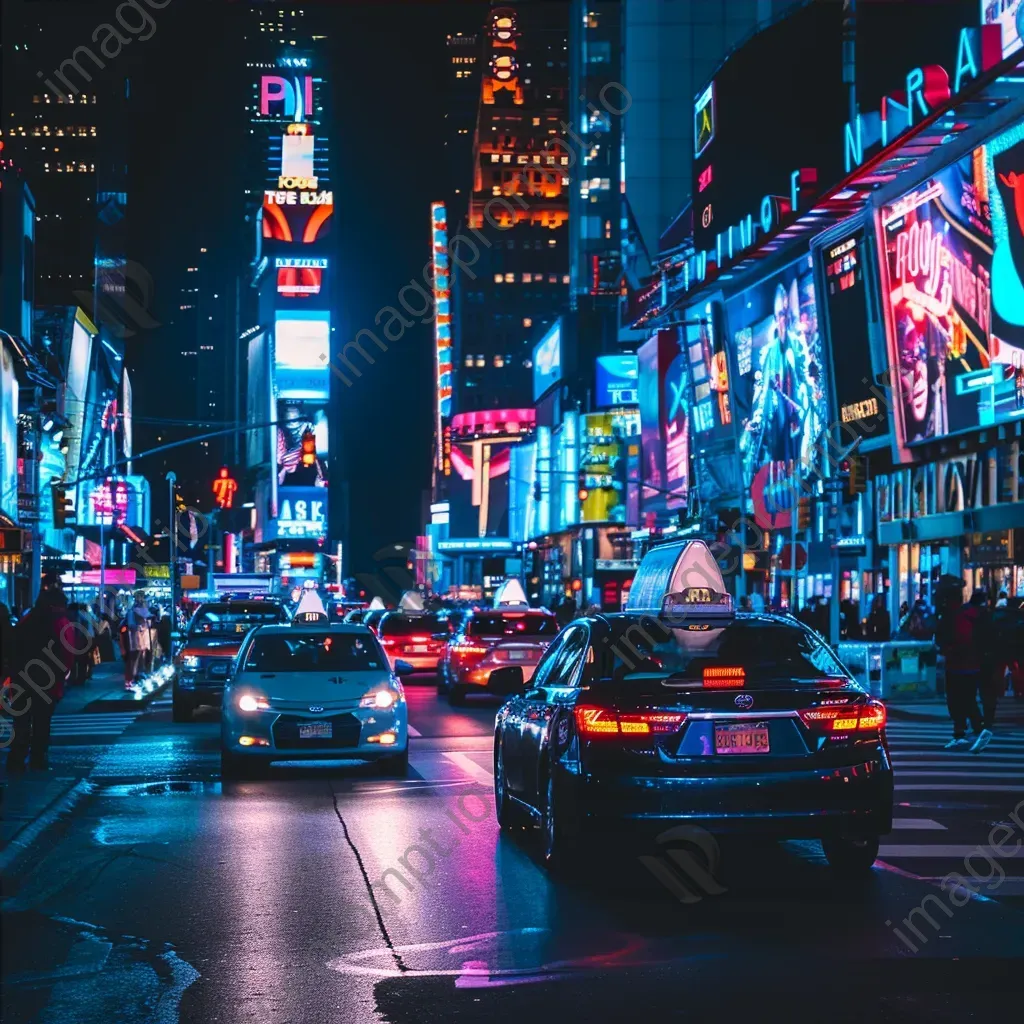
[625,540,728,617]
[368,596,386,610]
[398,590,425,612]
[292,588,328,625]
[493,577,529,609]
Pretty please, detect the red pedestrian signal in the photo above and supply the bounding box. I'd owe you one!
[212,467,238,509]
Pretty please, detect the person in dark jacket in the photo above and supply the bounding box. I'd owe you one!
[865,595,891,641]
[944,590,993,751]
[5,586,74,772]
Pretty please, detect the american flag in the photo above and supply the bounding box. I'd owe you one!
[278,429,302,482]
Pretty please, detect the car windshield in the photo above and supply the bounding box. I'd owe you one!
[380,614,449,636]
[469,612,557,637]
[243,633,385,672]
[189,607,282,637]
[607,618,847,685]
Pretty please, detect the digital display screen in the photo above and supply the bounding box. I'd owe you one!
[532,322,562,400]
[821,230,887,440]
[638,333,666,502]
[276,399,328,489]
[595,354,638,407]
[274,485,327,540]
[274,311,330,399]
[880,130,1024,455]
[683,299,731,440]
[448,440,512,539]
[726,254,828,489]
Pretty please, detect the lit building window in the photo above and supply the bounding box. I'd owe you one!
[493,355,504,367]
[490,153,499,163]
[494,273,503,283]
[502,153,511,163]
[563,274,570,284]
[504,272,515,283]
[548,239,557,247]
[523,317,532,327]
[475,356,485,368]
[465,355,474,367]
[522,273,532,283]
[524,358,533,369]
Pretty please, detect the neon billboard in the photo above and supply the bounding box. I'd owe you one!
[431,202,452,470]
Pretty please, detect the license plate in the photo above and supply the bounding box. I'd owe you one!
[299,721,332,740]
[714,723,769,754]
[209,662,229,677]
[407,645,429,653]
[506,651,528,661]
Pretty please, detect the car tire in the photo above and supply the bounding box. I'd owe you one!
[494,739,519,830]
[379,747,409,777]
[447,685,467,707]
[172,692,193,723]
[541,768,578,871]
[822,835,880,877]
[436,666,449,696]
[221,750,262,779]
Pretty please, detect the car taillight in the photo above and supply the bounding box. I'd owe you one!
[407,634,432,643]
[574,705,687,738]
[798,700,886,732]
[380,638,396,648]
[453,643,488,656]
[703,666,745,689]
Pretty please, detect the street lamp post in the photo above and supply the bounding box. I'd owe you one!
[166,471,176,620]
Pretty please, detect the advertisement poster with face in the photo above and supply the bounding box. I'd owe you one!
[727,255,827,492]
[448,441,512,539]
[880,132,1024,458]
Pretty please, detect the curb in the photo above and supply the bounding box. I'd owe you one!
[0,777,92,876]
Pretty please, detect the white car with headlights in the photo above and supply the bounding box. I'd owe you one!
[220,623,413,778]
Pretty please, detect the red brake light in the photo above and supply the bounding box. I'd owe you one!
[798,701,886,732]
[703,666,745,689]
[453,643,488,656]
[380,638,396,648]
[575,705,687,738]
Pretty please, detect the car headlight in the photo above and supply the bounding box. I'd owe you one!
[182,655,200,670]
[237,693,270,712]
[360,689,397,709]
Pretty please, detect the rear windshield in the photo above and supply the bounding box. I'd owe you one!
[468,612,557,637]
[243,633,385,672]
[608,618,847,685]
[190,606,283,637]
[380,614,450,636]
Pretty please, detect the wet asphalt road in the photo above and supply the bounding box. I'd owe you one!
[3,677,1024,1023]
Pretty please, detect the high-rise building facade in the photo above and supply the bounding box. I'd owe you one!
[452,3,570,415]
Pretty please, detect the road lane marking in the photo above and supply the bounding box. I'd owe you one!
[890,770,1024,778]
[442,751,493,785]
[407,725,422,737]
[895,783,1024,791]
[878,844,1024,858]
[891,818,947,830]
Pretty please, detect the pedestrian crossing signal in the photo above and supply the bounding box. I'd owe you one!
[301,430,316,467]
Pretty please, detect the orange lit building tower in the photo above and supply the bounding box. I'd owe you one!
[453,3,570,414]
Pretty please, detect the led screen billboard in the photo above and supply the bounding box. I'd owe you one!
[727,254,828,489]
[273,486,327,540]
[820,229,887,440]
[274,311,330,399]
[682,298,731,441]
[276,399,328,488]
[879,129,1024,457]
[637,333,666,503]
[595,354,638,407]
[661,345,689,510]
[448,440,512,539]
[532,322,562,400]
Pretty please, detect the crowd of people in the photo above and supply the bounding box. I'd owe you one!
[1,577,174,772]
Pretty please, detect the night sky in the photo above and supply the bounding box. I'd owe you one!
[123,0,483,575]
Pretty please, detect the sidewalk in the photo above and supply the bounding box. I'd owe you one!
[886,695,1024,726]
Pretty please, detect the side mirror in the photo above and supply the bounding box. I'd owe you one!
[394,659,415,677]
[488,665,525,696]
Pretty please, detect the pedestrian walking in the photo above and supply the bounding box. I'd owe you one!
[943,589,993,751]
[865,595,891,641]
[122,592,153,687]
[5,585,74,772]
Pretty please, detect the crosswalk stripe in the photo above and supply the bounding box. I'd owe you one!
[894,770,1024,778]
[895,783,1023,791]
[442,751,494,785]
[891,818,947,830]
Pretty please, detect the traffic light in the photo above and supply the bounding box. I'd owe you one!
[796,496,812,531]
[578,487,589,502]
[848,454,867,496]
[300,430,316,467]
[52,485,76,529]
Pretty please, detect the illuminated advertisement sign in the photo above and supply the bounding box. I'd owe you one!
[276,399,328,489]
[532,321,562,400]
[78,476,150,529]
[595,355,639,407]
[821,230,887,440]
[274,311,330,399]
[694,82,715,157]
[273,486,327,540]
[727,254,828,490]
[579,412,638,524]
[637,332,668,504]
[661,345,689,510]
[276,256,326,297]
[260,75,315,119]
[431,202,452,470]
[448,440,512,539]
[880,127,1024,458]
[0,340,18,520]
[683,299,731,440]
[982,0,1024,58]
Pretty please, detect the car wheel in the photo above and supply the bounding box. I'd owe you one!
[822,835,880,877]
[172,691,193,723]
[447,685,467,707]
[379,747,409,777]
[436,666,449,695]
[494,739,519,830]
[541,768,578,871]
[221,750,262,779]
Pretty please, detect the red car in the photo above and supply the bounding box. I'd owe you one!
[377,610,453,672]
[441,608,559,705]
